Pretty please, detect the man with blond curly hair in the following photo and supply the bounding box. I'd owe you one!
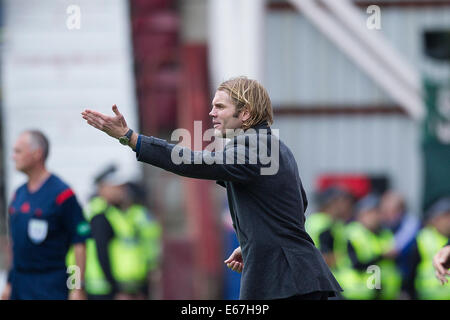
[82,76,342,300]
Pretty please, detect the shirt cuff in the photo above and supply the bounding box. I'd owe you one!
[134,134,142,156]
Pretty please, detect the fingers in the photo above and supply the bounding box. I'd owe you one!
[224,250,238,264]
[439,247,450,265]
[440,247,450,275]
[224,257,240,265]
[226,261,243,273]
[83,109,109,121]
[225,252,243,273]
[433,251,448,277]
[435,271,448,285]
[82,111,99,123]
[112,104,120,115]
[112,104,128,127]
[82,111,104,130]
[433,259,445,276]
[433,248,450,284]
[434,262,447,278]
[82,107,128,139]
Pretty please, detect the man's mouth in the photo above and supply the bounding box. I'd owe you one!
[213,122,221,128]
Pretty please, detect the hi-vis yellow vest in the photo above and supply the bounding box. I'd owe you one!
[125,204,162,271]
[305,212,333,250]
[305,212,347,273]
[415,226,450,300]
[337,222,402,300]
[67,197,147,295]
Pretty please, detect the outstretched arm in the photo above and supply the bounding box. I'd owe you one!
[81,105,261,183]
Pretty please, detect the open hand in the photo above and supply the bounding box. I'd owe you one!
[81,105,129,139]
[224,247,244,273]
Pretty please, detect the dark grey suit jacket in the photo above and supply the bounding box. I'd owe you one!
[136,122,342,299]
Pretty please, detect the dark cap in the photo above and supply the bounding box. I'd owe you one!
[426,197,450,221]
[94,164,130,186]
[317,186,351,208]
[355,194,380,215]
[94,164,117,185]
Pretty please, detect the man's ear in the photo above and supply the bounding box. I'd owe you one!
[241,107,251,122]
[32,148,44,163]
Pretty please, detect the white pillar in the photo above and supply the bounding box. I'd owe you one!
[208,0,265,90]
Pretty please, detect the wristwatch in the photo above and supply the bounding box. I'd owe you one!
[119,129,133,145]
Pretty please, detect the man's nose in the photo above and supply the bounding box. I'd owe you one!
[209,108,216,117]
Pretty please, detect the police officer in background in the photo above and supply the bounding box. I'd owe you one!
[1,130,88,300]
[403,197,450,300]
[305,187,354,270]
[123,181,162,299]
[379,190,420,293]
[339,194,401,300]
[80,165,159,299]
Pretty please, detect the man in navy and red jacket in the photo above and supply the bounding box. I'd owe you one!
[1,130,89,300]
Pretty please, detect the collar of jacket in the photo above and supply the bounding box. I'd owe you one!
[224,121,272,140]
[245,121,271,135]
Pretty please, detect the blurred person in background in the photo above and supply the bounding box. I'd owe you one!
[403,197,450,300]
[123,181,162,299]
[76,166,152,300]
[339,194,401,300]
[379,190,420,293]
[306,186,354,270]
[1,130,88,300]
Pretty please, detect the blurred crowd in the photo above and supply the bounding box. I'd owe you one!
[305,187,450,300]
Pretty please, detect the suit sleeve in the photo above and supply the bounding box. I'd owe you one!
[136,135,261,183]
